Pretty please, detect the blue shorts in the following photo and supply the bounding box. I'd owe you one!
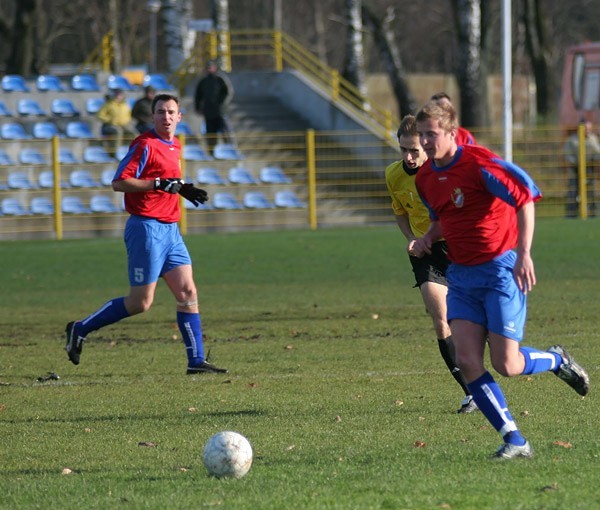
[446,250,527,341]
[124,215,192,286]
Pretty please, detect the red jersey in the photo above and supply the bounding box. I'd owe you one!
[113,129,182,223]
[456,126,476,145]
[415,145,542,265]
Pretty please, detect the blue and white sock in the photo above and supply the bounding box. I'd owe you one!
[467,371,526,446]
[520,346,562,374]
[77,297,129,337]
[177,311,205,367]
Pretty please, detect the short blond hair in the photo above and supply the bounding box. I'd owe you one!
[416,100,459,132]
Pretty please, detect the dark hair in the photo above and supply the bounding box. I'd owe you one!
[430,91,452,102]
[151,93,180,113]
[396,114,418,139]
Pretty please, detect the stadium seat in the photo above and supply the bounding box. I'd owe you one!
[274,190,306,208]
[30,197,55,215]
[1,74,30,92]
[33,121,61,139]
[0,101,14,117]
[8,171,36,189]
[39,170,70,189]
[1,122,32,139]
[90,195,120,213]
[69,169,100,188]
[142,74,176,91]
[51,98,80,117]
[17,99,47,116]
[107,74,137,91]
[115,145,129,161]
[183,198,212,210]
[259,166,292,184]
[83,146,115,163]
[85,97,105,114]
[65,121,93,138]
[19,148,47,165]
[228,167,258,184]
[71,74,101,92]
[183,143,212,161]
[196,168,227,185]
[213,143,242,160]
[58,147,79,164]
[243,191,275,209]
[100,168,115,186]
[36,74,66,92]
[0,150,15,165]
[175,122,195,136]
[1,197,30,215]
[62,195,90,214]
[212,192,243,210]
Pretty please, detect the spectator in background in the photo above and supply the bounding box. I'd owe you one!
[562,120,600,217]
[430,92,476,146]
[194,60,235,156]
[132,85,156,134]
[97,88,136,155]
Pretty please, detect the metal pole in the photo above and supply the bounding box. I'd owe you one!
[502,0,512,162]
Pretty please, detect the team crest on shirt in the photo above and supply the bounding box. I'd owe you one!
[451,188,464,208]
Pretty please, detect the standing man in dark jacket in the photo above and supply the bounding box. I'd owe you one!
[194,60,234,155]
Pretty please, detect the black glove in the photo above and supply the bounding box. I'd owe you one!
[178,183,209,206]
[154,178,183,194]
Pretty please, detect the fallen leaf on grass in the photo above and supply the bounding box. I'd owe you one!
[247,382,259,388]
[286,444,296,451]
[334,415,342,422]
[138,441,158,447]
[413,441,426,448]
[371,313,379,320]
[187,407,198,413]
[552,441,572,448]
[540,483,559,492]
[0,404,6,412]
[61,468,73,475]
[394,400,404,406]
[520,410,530,416]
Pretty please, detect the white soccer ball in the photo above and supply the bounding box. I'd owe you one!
[203,431,253,479]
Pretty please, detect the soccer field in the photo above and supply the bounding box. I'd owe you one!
[0,220,598,509]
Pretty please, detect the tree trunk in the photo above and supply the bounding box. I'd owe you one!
[342,0,367,98]
[522,0,553,119]
[5,0,36,75]
[211,0,230,71]
[362,5,417,118]
[162,0,187,73]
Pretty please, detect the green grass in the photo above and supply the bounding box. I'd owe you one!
[0,220,598,509]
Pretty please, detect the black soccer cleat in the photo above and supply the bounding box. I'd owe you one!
[186,360,229,375]
[65,321,85,365]
[548,345,590,396]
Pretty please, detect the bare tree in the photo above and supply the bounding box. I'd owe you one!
[451,0,486,128]
[342,0,367,97]
[211,0,230,70]
[5,0,36,74]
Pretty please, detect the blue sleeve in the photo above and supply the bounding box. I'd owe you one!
[112,142,149,181]
[481,158,542,206]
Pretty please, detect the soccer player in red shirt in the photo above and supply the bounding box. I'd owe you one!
[412,100,589,459]
[65,94,227,375]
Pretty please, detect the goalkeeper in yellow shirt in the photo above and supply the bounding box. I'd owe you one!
[385,114,476,414]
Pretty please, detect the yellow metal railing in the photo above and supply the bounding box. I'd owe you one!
[78,31,114,74]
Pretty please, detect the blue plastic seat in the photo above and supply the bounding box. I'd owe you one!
[69,169,100,188]
[66,121,93,138]
[1,122,32,139]
[259,166,292,184]
[38,170,70,189]
[2,75,30,92]
[0,101,14,116]
[19,148,47,165]
[1,197,30,215]
[213,143,242,160]
[62,195,90,214]
[274,190,306,208]
[115,145,130,161]
[107,74,137,91]
[36,74,66,92]
[90,195,120,213]
[8,171,36,189]
[33,121,61,139]
[51,98,80,117]
[17,99,47,116]
[100,169,115,186]
[243,191,275,209]
[85,97,105,114]
[31,197,55,215]
[228,167,258,184]
[213,192,243,210]
[0,150,15,165]
[142,74,176,91]
[196,168,227,185]
[58,147,79,164]
[175,122,195,136]
[83,146,115,163]
[182,143,212,161]
[71,74,101,92]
